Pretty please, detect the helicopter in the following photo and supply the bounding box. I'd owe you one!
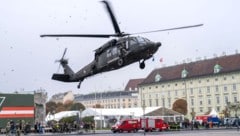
[40,0,203,88]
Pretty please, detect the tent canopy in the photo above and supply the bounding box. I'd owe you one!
[144,107,183,116]
[208,108,219,117]
[81,107,160,118]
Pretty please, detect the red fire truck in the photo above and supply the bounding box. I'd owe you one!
[111,118,169,133]
[141,118,169,132]
[111,119,140,133]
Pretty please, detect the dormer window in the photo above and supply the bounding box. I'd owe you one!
[181,68,188,78]
[214,64,222,74]
[155,73,162,82]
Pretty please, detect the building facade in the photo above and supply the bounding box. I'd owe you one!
[139,53,240,118]
[75,91,138,109]
[49,91,74,104]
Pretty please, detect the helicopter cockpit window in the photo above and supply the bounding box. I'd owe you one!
[129,38,137,46]
[136,37,146,46]
[107,49,111,57]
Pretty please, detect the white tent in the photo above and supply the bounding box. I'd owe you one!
[208,108,219,117]
[81,107,160,118]
[45,111,80,122]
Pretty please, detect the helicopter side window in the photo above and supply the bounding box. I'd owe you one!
[126,40,129,49]
[129,39,137,46]
[107,49,112,58]
[112,47,118,56]
[106,47,118,58]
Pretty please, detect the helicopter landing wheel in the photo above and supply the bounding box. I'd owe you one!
[77,81,82,89]
[140,61,145,69]
[117,58,124,66]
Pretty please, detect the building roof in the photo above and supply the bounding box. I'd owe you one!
[140,54,240,85]
[124,78,144,91]
[75,90,138,101]
[144,107,183,116]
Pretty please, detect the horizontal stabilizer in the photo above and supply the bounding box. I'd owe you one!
[52,74,70,82]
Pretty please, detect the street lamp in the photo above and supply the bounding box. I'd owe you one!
[142,104,146,136]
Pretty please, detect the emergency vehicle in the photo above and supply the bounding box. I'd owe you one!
[111,118,169,133]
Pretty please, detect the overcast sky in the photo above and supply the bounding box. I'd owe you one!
[1,0,240,97]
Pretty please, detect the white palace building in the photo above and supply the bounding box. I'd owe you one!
[138,53,240,118]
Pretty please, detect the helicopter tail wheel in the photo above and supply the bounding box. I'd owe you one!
[117,58,124,66]
[140,61,145,69]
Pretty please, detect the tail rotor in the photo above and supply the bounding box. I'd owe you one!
[55,48,68,72]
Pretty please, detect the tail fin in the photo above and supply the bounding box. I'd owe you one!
[52,48,76,82]
[52,59,76,82]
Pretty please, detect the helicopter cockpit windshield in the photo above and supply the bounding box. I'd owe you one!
[130,37,150,46]
[136,36,150,46]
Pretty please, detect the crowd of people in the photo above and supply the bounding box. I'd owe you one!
[5,120,31,136]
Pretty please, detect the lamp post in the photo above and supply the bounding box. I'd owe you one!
[142,104,146,136]
[141,88,146,136]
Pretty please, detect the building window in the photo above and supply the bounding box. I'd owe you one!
[207,86,210,93]
[234,96,238,103]
[182,90,185,95]
[149,87,151,90]
[175,90,178,96]
[142,100,145,106]
[200,107,203,112]
[162,98,165,107]
[215,85,219,92]
[149,99,152,107]
[168,98,171,107]
[155,86,158,89]
[232,76,235,79]
[224,86,228,92]
[224,77,227,80]
[199,80,201,83]
[181,68,188,78]
[199,88,202,94]
[199,97,203,105]
[216,106,220,112]
[155,73,162,82]
[216,96,220,104]
[190,88,193,95]
[214,64,222,73]
[156,99,159,106]
[175,83,178,86]
[208,107,212,112]
[215,78,218,81]
[208,98,211,105]
[168,91,170,97]
[224,95,229,104]
[207,79,209,82]
[191,98,194,106]
[233,84,237,91]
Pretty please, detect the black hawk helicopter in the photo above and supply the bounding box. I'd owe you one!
[40,0,203,88]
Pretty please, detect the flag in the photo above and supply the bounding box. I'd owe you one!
[0,106,34,118]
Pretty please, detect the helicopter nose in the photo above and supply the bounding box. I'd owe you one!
[155,42,161,48]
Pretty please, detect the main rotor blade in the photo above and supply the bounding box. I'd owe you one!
[130,24,203,35]
[101,0,122,35]
[40,34,116,38]
[61,48,67,60]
